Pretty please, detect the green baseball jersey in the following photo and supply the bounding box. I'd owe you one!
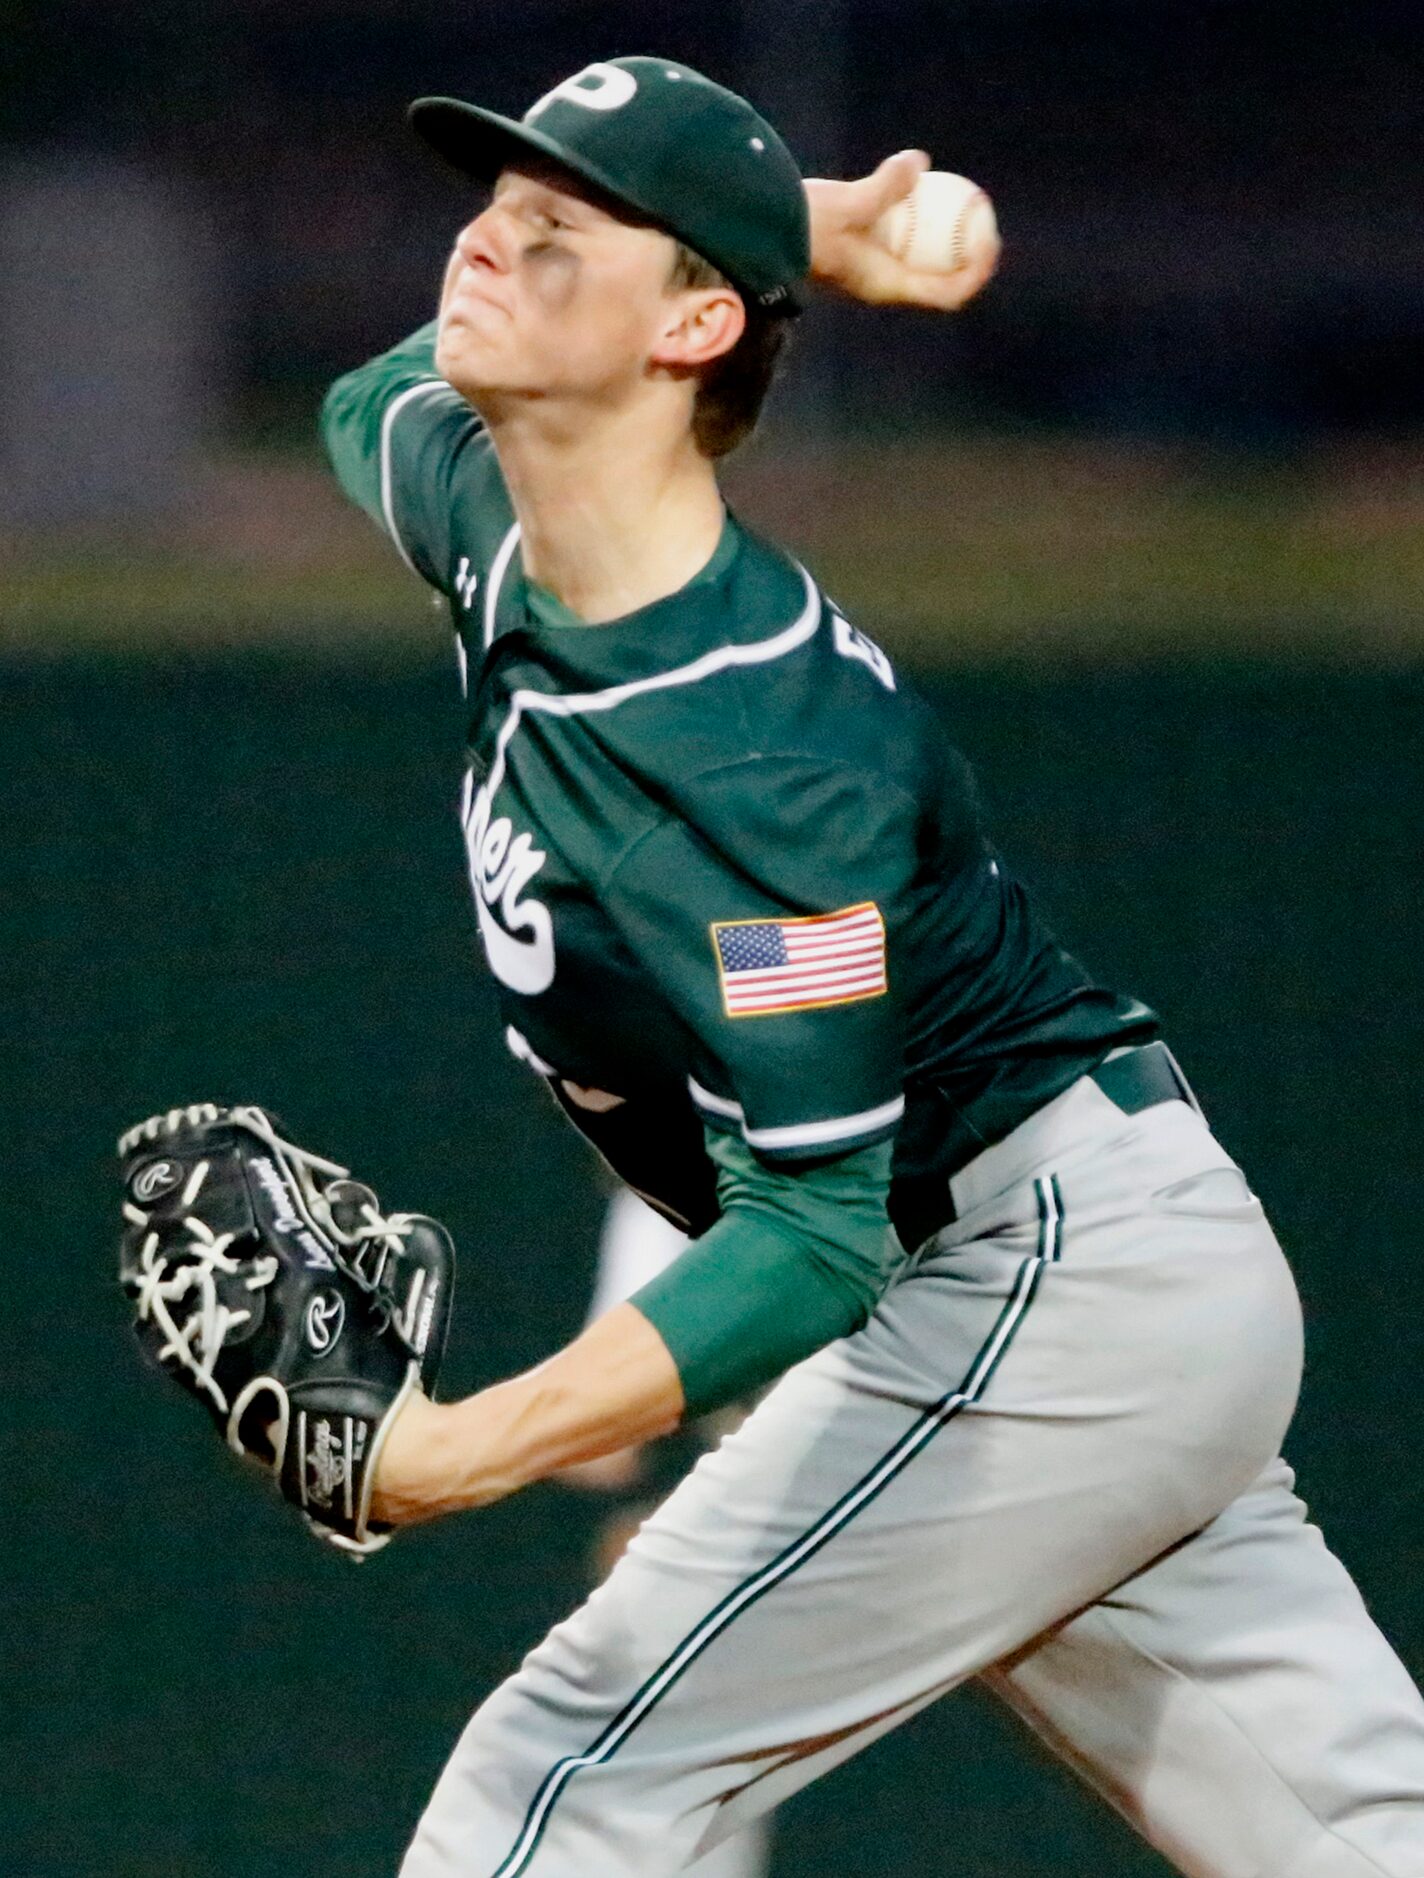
[322,326,1159,1254]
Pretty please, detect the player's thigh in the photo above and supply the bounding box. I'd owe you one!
[611,1174,1299,1748]
[409,1170,1301,1873]
[985,1457,1424,1878]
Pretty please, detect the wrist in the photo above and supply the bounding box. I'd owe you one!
[803,178,840,283]
[370,1388,507,1526]
[370,1372,589,1526]
[369,1304,685,1528]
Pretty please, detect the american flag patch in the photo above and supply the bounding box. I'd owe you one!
[711,903,887,1018]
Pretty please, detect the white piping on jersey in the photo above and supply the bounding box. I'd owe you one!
[379,378,460,574]
[483,522,524,649]
[475,563,820,816]
[686,1079,742,1121]
[687,1077,905,1152]
[504,1024,555,1077]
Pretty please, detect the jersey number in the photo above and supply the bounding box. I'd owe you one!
[832,613,896,691]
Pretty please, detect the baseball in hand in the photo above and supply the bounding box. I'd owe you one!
[874,171,998,277]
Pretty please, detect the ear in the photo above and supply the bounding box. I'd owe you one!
[650,287,746,371]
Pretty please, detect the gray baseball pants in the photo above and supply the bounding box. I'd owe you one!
[403,1074,1424,1877]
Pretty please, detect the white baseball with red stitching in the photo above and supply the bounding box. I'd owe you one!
[874,169,997,275]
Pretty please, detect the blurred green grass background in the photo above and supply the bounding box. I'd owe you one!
[6,436,1421,658]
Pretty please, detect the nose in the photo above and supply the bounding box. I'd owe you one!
[456,201,513,275]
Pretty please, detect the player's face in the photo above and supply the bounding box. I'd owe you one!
[435,167,736,417]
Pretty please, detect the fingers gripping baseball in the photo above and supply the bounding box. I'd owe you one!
[806,150,1001,310]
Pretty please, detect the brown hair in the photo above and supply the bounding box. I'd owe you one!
[666,242,790,459]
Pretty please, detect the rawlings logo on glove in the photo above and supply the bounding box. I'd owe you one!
[117,1104,456,1558]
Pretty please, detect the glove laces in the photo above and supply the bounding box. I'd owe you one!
[123,1157,279,1415]
[120,1105,432,1413]
[225,1107,427,1346]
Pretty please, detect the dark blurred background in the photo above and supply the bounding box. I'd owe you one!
[9,0,1424,444]
[4,5,1422,1876]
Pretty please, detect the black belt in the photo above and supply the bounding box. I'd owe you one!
[890,1041,1198,1250]
[1089,1040,1198,1118]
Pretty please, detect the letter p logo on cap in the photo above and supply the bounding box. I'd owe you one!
[525,62,638,123]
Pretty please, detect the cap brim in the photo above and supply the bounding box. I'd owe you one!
[409,98,658,223]
[407,96,801,316]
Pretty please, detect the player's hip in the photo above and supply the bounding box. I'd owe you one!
[854,1066,1306,1510]
[931,1041,1213,1217]
[936,1071,1255,1248]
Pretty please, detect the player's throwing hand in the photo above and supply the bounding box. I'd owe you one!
[807,149,1000,309]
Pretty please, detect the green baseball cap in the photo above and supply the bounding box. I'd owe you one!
[408,57,808,313]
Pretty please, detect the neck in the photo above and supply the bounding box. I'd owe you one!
[481,394,725,624]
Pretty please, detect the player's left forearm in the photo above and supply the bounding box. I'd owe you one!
[371,1136,900,1526]
[370,1302,684,1525]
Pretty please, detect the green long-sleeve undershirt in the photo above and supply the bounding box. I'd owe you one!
[630,1130,902,1418]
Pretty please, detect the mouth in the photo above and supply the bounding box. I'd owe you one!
[449,275,511,324]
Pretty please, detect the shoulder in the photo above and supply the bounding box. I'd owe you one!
[383,384,507,526]
[481,520,946,827]
[610,524,934,799]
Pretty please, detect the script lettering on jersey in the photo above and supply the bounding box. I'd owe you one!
[831,612,896,691]
[461,771,556,995]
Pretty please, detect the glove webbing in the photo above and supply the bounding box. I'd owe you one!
[120,1106,425,1419]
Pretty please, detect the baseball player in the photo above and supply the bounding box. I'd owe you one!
[320,57,1424,1877]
